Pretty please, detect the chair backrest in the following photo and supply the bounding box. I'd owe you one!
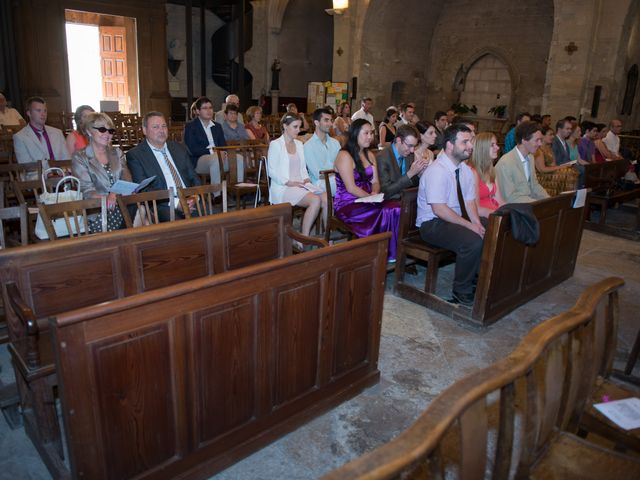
[178,182,228,218]
[37,196,107,240]
[0,161,43,182]
[321,169,336,213]
[323,276,625,480]
[0,203,28,248]
[398,187,420,239]
[45,159,73,174]
[117,188,175,227]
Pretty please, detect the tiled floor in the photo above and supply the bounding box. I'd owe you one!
[1,229,638,479]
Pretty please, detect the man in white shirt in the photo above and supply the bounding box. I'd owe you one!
[417,123,486,306]
[215,94,244,125]
[303,108,341,194]
[395,103,416,127]
[13,96,68,171]
[495,122,549,204]
[0,93,25,126]
[351,97,375,126]
[603,119,624,160]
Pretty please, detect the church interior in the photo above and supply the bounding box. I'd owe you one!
[1,1,640,479]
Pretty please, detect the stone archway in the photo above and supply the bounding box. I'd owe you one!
[460,54,513,120]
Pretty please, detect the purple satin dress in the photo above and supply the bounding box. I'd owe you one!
[334,165,401,260]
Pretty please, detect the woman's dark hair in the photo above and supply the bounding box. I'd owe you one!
[341,118,371,178]
[383,107,398,124]
[73,105,94,131]
[542,126,554,136]
[415,120,434,135]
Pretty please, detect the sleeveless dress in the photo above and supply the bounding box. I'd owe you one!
[70,130,88,153]
[334,165,401,260]
[476,174,499,212]
[381,123,395,143]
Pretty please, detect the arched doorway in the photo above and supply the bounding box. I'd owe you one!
[460,54,512,123]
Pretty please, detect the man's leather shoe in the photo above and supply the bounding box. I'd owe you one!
[450,291,475,307]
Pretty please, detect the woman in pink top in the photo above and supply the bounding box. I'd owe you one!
[468,132,504,217]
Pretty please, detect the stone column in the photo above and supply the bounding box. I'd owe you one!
[270,90,280,115]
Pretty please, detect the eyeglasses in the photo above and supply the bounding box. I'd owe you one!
[93,126,116,134]
[402,139,418,150]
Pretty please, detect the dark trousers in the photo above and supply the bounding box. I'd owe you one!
[419,217,488,296]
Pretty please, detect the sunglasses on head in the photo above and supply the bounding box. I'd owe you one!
[93,126,116,134]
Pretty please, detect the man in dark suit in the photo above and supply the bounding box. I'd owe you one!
[184,96,242,196]
[127,111,200,221]
[377,124,429,200]
[551,118,573,166]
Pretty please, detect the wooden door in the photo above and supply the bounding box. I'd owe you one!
[100,26,128,112]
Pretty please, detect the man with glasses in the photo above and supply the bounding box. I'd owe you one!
[376,124,428,200]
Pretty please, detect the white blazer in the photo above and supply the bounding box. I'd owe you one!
[267,135,309,205]
[13,124,68,166]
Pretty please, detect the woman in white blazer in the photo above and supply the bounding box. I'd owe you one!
[267,113,327,237]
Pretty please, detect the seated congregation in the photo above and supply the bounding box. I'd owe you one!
[1,90,639,479]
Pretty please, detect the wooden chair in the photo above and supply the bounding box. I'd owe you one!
[37,197,107,240]
[117,188,175,227]
[321,169,355,242]
[178,182,228,218]
[394,187,455,294]
[324,277,640,480]
[45,159,73,174]
[0,161,43,182]
[0,203,28,248]
[213,146,269,209]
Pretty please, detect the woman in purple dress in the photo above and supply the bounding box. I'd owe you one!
[334,119,401,261]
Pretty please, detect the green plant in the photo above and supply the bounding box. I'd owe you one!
[488,105,507,118]
[450,103,478,115]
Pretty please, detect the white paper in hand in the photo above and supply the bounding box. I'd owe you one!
[573,188,587,208]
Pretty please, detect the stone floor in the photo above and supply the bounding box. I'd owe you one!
[1,229,639,479]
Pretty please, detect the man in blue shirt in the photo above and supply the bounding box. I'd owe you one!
[303,107,341,194]
[504,112,531,153]
[376,124,428,200]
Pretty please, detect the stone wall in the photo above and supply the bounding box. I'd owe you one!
[356,0,442,120]
[425,0,554,124]
[275,0,333,98]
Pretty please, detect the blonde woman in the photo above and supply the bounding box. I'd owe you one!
[468,132,504,217]
[71,112,131,232]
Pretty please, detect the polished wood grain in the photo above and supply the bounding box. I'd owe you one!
[51,233,389,479]
[324,277,640,480]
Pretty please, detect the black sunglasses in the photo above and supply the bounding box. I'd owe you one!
[93,126,116,134]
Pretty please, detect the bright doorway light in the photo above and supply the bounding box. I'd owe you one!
[66,23,102,116]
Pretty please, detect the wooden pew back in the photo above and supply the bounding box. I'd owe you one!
[473,193,586,324]
[51,233,389,479]
[584,158,629,193]
[323,277,625,480]
[395,189,586,326]
[0,204,293,341]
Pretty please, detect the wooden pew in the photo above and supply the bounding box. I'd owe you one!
[323,277,640,480]
[394,188,586,327]
[48,232,389,479]
[584,159,640,237]
[1,204,325,477]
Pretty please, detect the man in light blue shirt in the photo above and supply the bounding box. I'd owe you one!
[303,107,341,194]
[504,112,531,152]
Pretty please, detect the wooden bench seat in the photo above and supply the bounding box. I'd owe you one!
[394,188,586,326]
[323,277,640,479]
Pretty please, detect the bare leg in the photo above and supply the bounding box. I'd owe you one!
[297,193,321,236]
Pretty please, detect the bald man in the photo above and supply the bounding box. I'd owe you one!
[215,94,244,125]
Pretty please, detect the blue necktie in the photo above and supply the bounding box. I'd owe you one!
[398,156,406,175]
